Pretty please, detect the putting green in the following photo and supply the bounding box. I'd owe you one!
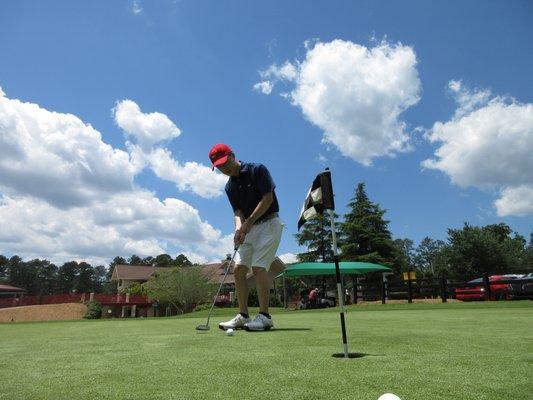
[0,301,531,400]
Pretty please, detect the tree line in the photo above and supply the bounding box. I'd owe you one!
[295,183,533,278]
[0,253,194,296]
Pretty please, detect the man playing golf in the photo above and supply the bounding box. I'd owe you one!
[209,143,283,331]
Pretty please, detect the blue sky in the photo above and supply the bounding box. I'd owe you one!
[0,0,532,266]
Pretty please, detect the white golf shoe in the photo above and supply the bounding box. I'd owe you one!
[218,314,251,331]
[243,314,274,331]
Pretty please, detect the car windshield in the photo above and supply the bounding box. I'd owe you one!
[468,278,483,283]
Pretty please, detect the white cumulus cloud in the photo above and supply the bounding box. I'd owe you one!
[255,39,421,165]
[0,88,135,208]
[259,61,298,82]
[495,186,533,217]
[114,99,181,150]
[134,146,227,199]
[0,192,234,266]
[253,81,273,95]
[0,87,234,264]
[422,81,533,217]
[114,100,226,198]
[132,0,143,15]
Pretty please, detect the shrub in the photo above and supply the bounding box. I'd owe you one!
[144,266,216,314]
[192,303,212,312]
[119,281,147,296]
[270,291,283,307]
[84,301,102,319]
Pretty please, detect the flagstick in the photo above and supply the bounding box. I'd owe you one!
[328,208,349,358]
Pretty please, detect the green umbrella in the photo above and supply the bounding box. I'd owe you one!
[280,261,391,277]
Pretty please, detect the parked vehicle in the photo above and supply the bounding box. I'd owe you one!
[508,273,533,300]
[455,275,522,301]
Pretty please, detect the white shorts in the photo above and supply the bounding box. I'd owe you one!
[236,217,283,270]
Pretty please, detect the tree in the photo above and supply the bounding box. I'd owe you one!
[340,183,396,266]
[521,231,533,270]
[103,256,126,294]
[174,254,193,267]
[445,223,526,276]
[6,256,33,293]
[413,237,448,276]
[57,261,79,293]
[151,254,171,267]
[34,260,58,295]
[294,213,338,262]
[127,255,144,265]
[0,255,8,282]
[120,281,147,295]
[142,256,155,266]
[144,266,215,313]
[107,256,126,280]
[92,265,107,293]
[392,238,415,273]
[6,257,57,295]
[76,262,95,293]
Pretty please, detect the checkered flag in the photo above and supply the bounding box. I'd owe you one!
[297,169,335,230]
[296,169,350,358]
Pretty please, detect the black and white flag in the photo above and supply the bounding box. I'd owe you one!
[297,169,350,358]
[297,170,335,230]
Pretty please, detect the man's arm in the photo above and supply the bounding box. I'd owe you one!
[233,209,245,247]
[234,209,245,230]
[239,192,273,235]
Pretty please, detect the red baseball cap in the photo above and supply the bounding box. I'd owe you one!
[208,143,233,170]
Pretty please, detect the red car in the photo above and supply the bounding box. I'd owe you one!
[455,275,520,301]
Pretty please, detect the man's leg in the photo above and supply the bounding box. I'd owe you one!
[252,267,270,314]
[218,246,252,331]
[243,218,283,331]
[235,265,250,315]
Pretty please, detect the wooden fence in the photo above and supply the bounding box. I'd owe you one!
[0,293,151,308]
[353,273,533,304]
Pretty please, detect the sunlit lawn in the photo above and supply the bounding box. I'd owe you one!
[1,301,531,400]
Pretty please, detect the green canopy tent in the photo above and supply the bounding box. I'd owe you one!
[280,261,391,277]
[277,261,392,309]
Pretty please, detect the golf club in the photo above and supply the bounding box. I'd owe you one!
[196,246,239,331]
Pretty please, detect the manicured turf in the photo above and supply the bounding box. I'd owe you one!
[1,301,532,400]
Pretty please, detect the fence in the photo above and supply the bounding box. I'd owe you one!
[0,293,152,309]
[283,272,533,308]
[357,273,533,304]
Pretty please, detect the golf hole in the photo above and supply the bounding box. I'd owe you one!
[331,352,367,359]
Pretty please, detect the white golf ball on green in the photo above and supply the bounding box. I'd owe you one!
[226,328,235,336]
[378,394,401,400]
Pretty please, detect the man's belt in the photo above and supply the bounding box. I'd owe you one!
[253,212,279,225]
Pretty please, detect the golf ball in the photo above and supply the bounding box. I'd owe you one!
[378,394,401,400]
[226,328,235,336]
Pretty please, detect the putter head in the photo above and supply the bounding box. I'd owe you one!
[196,324,210,331]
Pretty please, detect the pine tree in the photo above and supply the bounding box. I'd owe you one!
[0,255,8,282]
[294,213,338,262]
[57,261,80,294]
[340,183,395,265]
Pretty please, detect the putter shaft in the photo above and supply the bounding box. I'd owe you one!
[196,246,239,331]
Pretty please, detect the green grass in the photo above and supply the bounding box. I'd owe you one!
[1,301,532,400]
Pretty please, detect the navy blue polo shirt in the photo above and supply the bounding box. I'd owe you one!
[225,162,279,222]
